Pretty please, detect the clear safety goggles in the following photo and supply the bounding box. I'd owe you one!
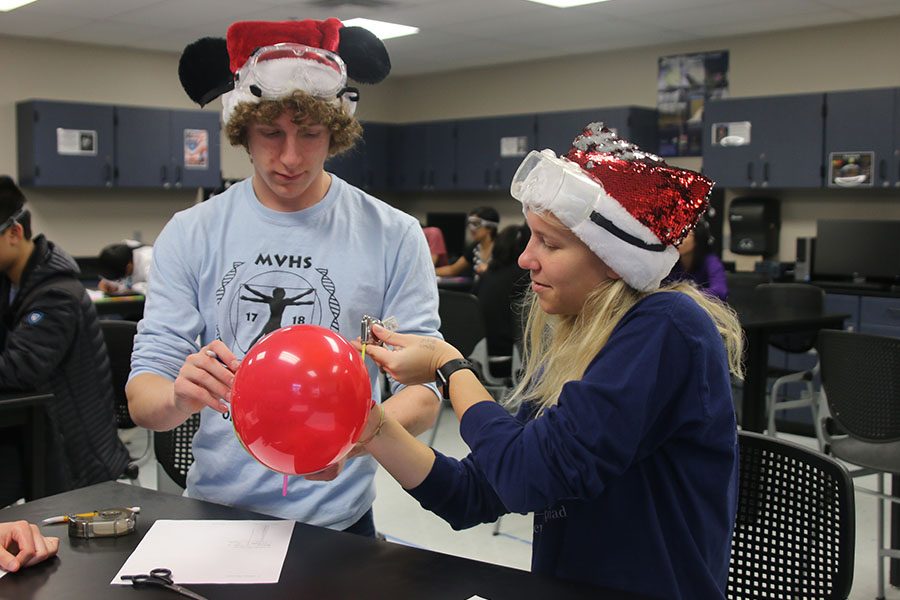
[510,150,600,231]
[466,216,498,230]
[510,149,668,252]
[0,207,25,234]
[236,43,348,99]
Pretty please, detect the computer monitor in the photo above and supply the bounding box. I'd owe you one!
[426,212,467,261]
[813,219,900,283]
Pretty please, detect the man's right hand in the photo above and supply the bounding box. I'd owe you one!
[173,339,241,415]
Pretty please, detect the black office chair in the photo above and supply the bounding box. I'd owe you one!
[754,284,826,447]
[430,289,512,446]
[729,431,855,600]
[818,329,900,600]
[724,271,770,311]
[154,413,201,490]
[99,319,150,464]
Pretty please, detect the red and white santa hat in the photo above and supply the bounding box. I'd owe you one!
[178,18,391,124]
[510,123,713,291]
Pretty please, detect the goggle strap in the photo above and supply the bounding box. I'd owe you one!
[199,81,235,107]
[0,207,26,233]
[337,86,360,102]
[588,211,666,252]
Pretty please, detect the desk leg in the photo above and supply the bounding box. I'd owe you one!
[892,475,900,586]
[742,329,767,433]
[29,404,46,499]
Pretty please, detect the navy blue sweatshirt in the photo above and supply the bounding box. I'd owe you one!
[409,292,738,599]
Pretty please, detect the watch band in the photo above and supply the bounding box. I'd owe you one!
[435,358,478,400]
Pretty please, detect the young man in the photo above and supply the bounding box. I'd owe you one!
[127,19,441,535]
[0,176,129,500]
[97,240,153,295]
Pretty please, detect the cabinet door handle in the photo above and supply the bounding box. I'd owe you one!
[104,163,112,188]
[161,166,171,189]
[175,165,182,188]
[747,162,754,183]
[762,162,769,184]
[879,158,887,182]
[484,168,491,187]
[494,168,501,188]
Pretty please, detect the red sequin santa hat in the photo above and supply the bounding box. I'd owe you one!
[177,18,390,124]
[510,122,713,291]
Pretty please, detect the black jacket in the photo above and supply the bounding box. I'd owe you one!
[0,235,128,495]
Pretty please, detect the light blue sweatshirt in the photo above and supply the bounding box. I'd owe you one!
[131,175,440,529]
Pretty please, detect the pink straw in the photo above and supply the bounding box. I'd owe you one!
[282,474,289,497]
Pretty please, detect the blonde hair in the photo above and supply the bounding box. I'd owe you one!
[508,273,744,416]
[225,91,362,157]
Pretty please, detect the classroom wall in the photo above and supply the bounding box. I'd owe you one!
[2,15,900,258]
[0,35,397,255]
[380,15,900,268]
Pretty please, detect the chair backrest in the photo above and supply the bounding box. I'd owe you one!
[754,283,825,353]
[153,413,201,489]
[729,431,855,600]
[438,289,487,358]
[99,319,138,429]
[818,329,900,443]
[725,271,770,311]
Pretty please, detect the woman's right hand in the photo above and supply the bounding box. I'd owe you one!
[172,339,241,415]
[355,325,463,385]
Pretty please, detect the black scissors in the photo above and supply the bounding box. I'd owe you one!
[120,567,208,600]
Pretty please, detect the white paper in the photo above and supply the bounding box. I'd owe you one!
[0,568,7,579]
[500,136,528,158]
[111,520,294,585]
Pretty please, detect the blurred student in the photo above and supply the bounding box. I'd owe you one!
[435,206,499,278]
[422,226,449,267]
[664,218,728,301]
[97,239,153,295]
[354,124,743,598]
[475,224,530,363]
[0,176,129,500]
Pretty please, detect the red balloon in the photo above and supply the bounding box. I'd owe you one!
[230,325,372,476]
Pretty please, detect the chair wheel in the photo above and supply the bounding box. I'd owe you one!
[123,463,140,480]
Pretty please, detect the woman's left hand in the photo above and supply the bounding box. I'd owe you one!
[353,325,462,385]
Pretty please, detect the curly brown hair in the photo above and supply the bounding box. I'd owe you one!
[225,92,362,157]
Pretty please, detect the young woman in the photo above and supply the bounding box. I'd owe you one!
[355,124,743,599]
[664,218,729,301]
[435,206,499,277]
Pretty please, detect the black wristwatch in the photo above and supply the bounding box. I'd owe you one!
[435,358,478,400]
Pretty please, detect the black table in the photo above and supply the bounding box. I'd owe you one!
[0,391,52,500]
[436,276,474,292]
[0,482,642,599]
[735,306,848,433]
[93,294,144,321]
